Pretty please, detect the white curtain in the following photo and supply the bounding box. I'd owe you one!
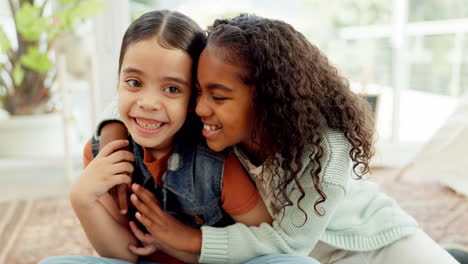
[90,0,130,129]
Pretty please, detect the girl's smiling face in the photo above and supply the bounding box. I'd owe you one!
[195,45,256,153]
[118,37,192,159]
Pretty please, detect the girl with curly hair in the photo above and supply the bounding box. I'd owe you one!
[96,14,459,264]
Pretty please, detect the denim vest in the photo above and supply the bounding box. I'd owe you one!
[91,134,234,230]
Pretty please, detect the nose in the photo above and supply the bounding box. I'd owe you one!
[137,89,162,110]
[195,94,212,118]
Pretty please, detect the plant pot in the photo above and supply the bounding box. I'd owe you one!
[0,113,65,158]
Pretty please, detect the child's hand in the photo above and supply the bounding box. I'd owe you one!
[71,140,134,206]
[130,184,202,254]
[129,220,200,263]
[107,143,132,215]
[110,182,131,214]
[128,221,159,256]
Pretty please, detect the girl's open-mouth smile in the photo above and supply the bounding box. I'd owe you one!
[133,117,166,135]
[202,123,222,138]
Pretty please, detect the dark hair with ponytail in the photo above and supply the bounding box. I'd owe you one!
[119,10,206,138]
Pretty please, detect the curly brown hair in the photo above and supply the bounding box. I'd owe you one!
[206,14,375,220]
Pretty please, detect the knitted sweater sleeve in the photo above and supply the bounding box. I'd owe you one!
[199,132,352,264]
[93,96,122,138]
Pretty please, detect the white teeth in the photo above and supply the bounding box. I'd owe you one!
[136,119,163,129]
[204,124,221,131]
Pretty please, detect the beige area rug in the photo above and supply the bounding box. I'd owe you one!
[378,180,468,247]
[1,179,467,264]
[0,198,96,264]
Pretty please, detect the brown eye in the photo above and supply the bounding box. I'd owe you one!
[126,79,142,88]
[163,85,181,94]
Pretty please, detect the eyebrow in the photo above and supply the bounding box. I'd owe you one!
[196,81,233,92]
[163,76,190,87]
[122,67,144,75]
[122,67,189,87]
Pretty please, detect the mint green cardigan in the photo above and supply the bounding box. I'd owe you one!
[199,129,419,263]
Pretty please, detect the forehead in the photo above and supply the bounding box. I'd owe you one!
[122,37,193,75]
[198,45,251,84]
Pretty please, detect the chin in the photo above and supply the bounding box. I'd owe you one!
[129,135,145,147]
[206,141,228,152]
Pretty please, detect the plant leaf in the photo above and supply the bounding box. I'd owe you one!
[0,28,11,54]
[73,0,108,19]
[58,0,80,3]
[13,64,25,86]
[47,10,72,41]
[20,47,52,73]
[47,0,106,40]
[16,3,49,41]
[0,63,8,90]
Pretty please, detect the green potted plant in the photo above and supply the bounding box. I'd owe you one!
[0,0,105,157]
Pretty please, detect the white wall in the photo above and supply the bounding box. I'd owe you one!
[90,0,130,129]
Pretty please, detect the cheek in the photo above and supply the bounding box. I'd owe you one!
[168,99,190,122]
[222,105,251,135]
[238,99,254,122]
[239,117,253,136]
[117,91,129,107]
[117,98,127,121]
[117,89,134,117]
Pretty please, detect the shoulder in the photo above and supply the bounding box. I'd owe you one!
[301,128,352,186]
[221,153,259,216]
[320,128,352,173]
[224,153,245,173]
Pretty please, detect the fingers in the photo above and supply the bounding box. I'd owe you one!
[97,140,129,157]
[130,186,163,225]
[132,184,160,209]
[129,221,152,243]
[109,186,120,207]
[108,150,135,164]
[131,193,157,224]
[117,184,128,214]
[106,174,131,189]
[129,221,158,256]
[111,162,134,175]
[135,211,154,229]
[128,243,157,256]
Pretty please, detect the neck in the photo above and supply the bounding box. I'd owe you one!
[148,146,172,160]
[240,141,263,166]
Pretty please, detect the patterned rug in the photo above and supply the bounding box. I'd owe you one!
[1,179,467,264]
[379,180,468,247]
[0,198,96,264]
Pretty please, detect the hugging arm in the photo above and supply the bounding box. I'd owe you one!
[200,184,345,263]
[128,174,273,264]
[100,121,131,214]
[71,140,138,263]
[127,153,273,263]
[128,185,201,263]
[199,141,352,264]
[96,99,133,214]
